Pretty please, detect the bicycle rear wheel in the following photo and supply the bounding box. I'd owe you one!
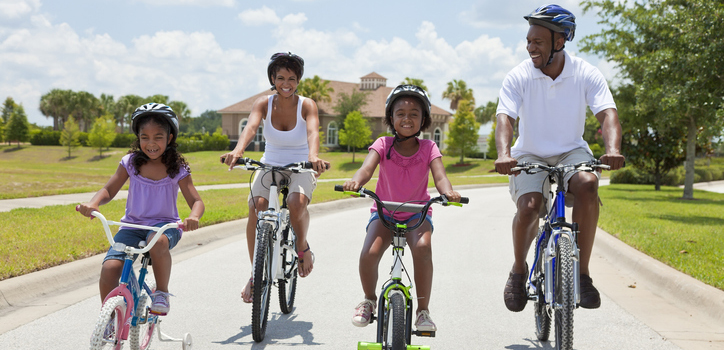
[90,296,126,350]
[554,235,575,350]
[533,236,551,341]
[278,226,298,314]
[383,291,406,350]
[252,222,274,342]
[129,281,156,350]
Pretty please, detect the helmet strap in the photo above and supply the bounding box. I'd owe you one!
[386,130,420,159]
[545,30,565,67]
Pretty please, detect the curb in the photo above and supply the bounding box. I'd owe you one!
[594,227,724,324]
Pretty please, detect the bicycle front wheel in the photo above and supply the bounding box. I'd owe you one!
[129,282,156,350]
[383,291,406,350]
[278,226,298,314]
[90,296,126,350]
[533,232,551,341]
[252,222,274,342]
[554,235,575,350]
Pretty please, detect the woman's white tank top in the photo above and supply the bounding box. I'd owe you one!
[259,95,309,166]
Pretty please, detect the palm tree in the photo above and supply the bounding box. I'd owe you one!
[168,101,192,125]
[39,89,72,130]
[442,79,475,111]
[474,100,498,124]
[69,91,102,132]
[401,77,428,92]
[298,75,333,104]
[117,94,145,132]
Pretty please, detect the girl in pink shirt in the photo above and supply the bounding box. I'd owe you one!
[342,85,461,332]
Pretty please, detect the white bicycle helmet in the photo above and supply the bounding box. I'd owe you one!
[131,103,180,143]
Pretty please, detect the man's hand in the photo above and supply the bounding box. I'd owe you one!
[600,153,625,171]
[495,155,520,175]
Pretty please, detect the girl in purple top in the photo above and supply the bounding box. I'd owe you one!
[342,85,461,332]
[77,103,205,316]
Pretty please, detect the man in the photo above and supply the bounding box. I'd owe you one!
[494,4,625,312]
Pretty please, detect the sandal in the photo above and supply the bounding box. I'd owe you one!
[298,243,315,277]
[241,277,253,303]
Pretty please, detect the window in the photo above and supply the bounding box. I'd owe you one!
[239,118,264,142]
[327,121,338,145]
[434,128,442,148]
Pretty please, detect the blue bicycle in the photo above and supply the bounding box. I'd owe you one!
[82,209,192,350]
[511,160,609,350]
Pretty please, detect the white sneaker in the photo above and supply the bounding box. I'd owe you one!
[351,299,376,327]
[415,310,437,331]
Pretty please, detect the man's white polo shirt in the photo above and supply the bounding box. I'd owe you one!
[497,51,616,159]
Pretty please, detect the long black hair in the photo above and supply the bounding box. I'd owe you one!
[128,114,189,178]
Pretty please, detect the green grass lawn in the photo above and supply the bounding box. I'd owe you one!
[1,145,722,292]
[598,185,724,290]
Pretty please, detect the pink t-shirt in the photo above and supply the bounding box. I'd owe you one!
[369,137,442,221]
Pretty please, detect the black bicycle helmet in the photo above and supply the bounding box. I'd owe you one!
[131,103,180,144]
[524,4,576,66]
[383,84,433,159]
[267,52,305,88]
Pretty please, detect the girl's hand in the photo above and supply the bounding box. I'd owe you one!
[309,156,330,176]
[77,203,99,218]
[183,217,200,231]
[221,149,245,171]
[444,190,462,203]
[342,180,360,192]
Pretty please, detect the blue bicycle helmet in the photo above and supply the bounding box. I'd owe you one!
[525,4,576,66]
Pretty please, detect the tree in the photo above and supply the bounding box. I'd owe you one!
[338,111,372,163]
[60,117,81,158]
[39,89,72,130]
[581,0,724,199]
[474,100,497,124]
[5,104,30,148]
[401,77,428,92]
[442,79,475,111]
[69,91,102,132]
[1,97,16,123]
[333,90,369,127]
[445,100,480,164]
[168,100,192,124]
[297,75,333,104]
[88,115,116,158]
[117,94,145,133]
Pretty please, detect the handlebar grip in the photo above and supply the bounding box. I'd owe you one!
[334,185,344,192]
[460,197,469,204]
[177,221,185,230]
[303,162,330,170]
[220,157,249,165]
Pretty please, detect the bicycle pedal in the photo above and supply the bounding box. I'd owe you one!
[412,330,436,337]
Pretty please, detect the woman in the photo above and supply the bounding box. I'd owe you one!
[221,52,329,303]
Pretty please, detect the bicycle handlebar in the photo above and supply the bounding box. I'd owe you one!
[511,160,610,174]
[221,157,328,171]
[77,206,183,255]
[334,185,468,232]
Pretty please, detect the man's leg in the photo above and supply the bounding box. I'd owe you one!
[568,171,601,308]
[505,192,543,312]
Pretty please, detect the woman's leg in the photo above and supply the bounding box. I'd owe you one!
[288,192,313,277]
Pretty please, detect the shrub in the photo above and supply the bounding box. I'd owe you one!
[78,132,89,146]
[589,143,605,159]
[30,130,61,145]
[111,133,136,148]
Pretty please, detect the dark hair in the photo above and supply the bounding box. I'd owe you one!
[384,95,432,132]
[128,115,189,178]
[268,56,304,89]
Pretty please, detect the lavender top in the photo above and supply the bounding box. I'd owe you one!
[119,153,189,232]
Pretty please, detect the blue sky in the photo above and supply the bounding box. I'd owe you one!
[0,0,616,127]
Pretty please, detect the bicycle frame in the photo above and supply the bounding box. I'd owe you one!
[253,169,292,281]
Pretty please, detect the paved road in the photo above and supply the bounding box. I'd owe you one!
[4,186,720,349]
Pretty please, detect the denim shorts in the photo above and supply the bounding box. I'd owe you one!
[103,222,181,263]
[366,211,434,233]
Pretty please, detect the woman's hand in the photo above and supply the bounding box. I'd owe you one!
[221,149,245,171]
[309,155,330,176]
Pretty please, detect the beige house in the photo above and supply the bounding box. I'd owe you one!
[219,72,453,151]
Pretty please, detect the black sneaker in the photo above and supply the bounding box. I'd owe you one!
[579,274,601,309]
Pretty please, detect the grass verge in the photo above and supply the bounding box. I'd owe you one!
[598,184,724,290]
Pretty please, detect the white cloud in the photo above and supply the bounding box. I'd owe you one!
[0,0,40,19]
[133,0,235,6]
[238,6,280,26]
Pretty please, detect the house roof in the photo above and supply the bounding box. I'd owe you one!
[218,75,451,118]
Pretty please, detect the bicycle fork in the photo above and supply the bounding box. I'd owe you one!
[542,229,581,307]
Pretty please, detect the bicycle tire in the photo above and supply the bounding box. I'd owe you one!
[554,235,575,350]
[90,296,126,350]
[383,291,406,350]
[534,232,551,341]
[252,222,274,342]
[129,282,156,350]
[278,226,298,314]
